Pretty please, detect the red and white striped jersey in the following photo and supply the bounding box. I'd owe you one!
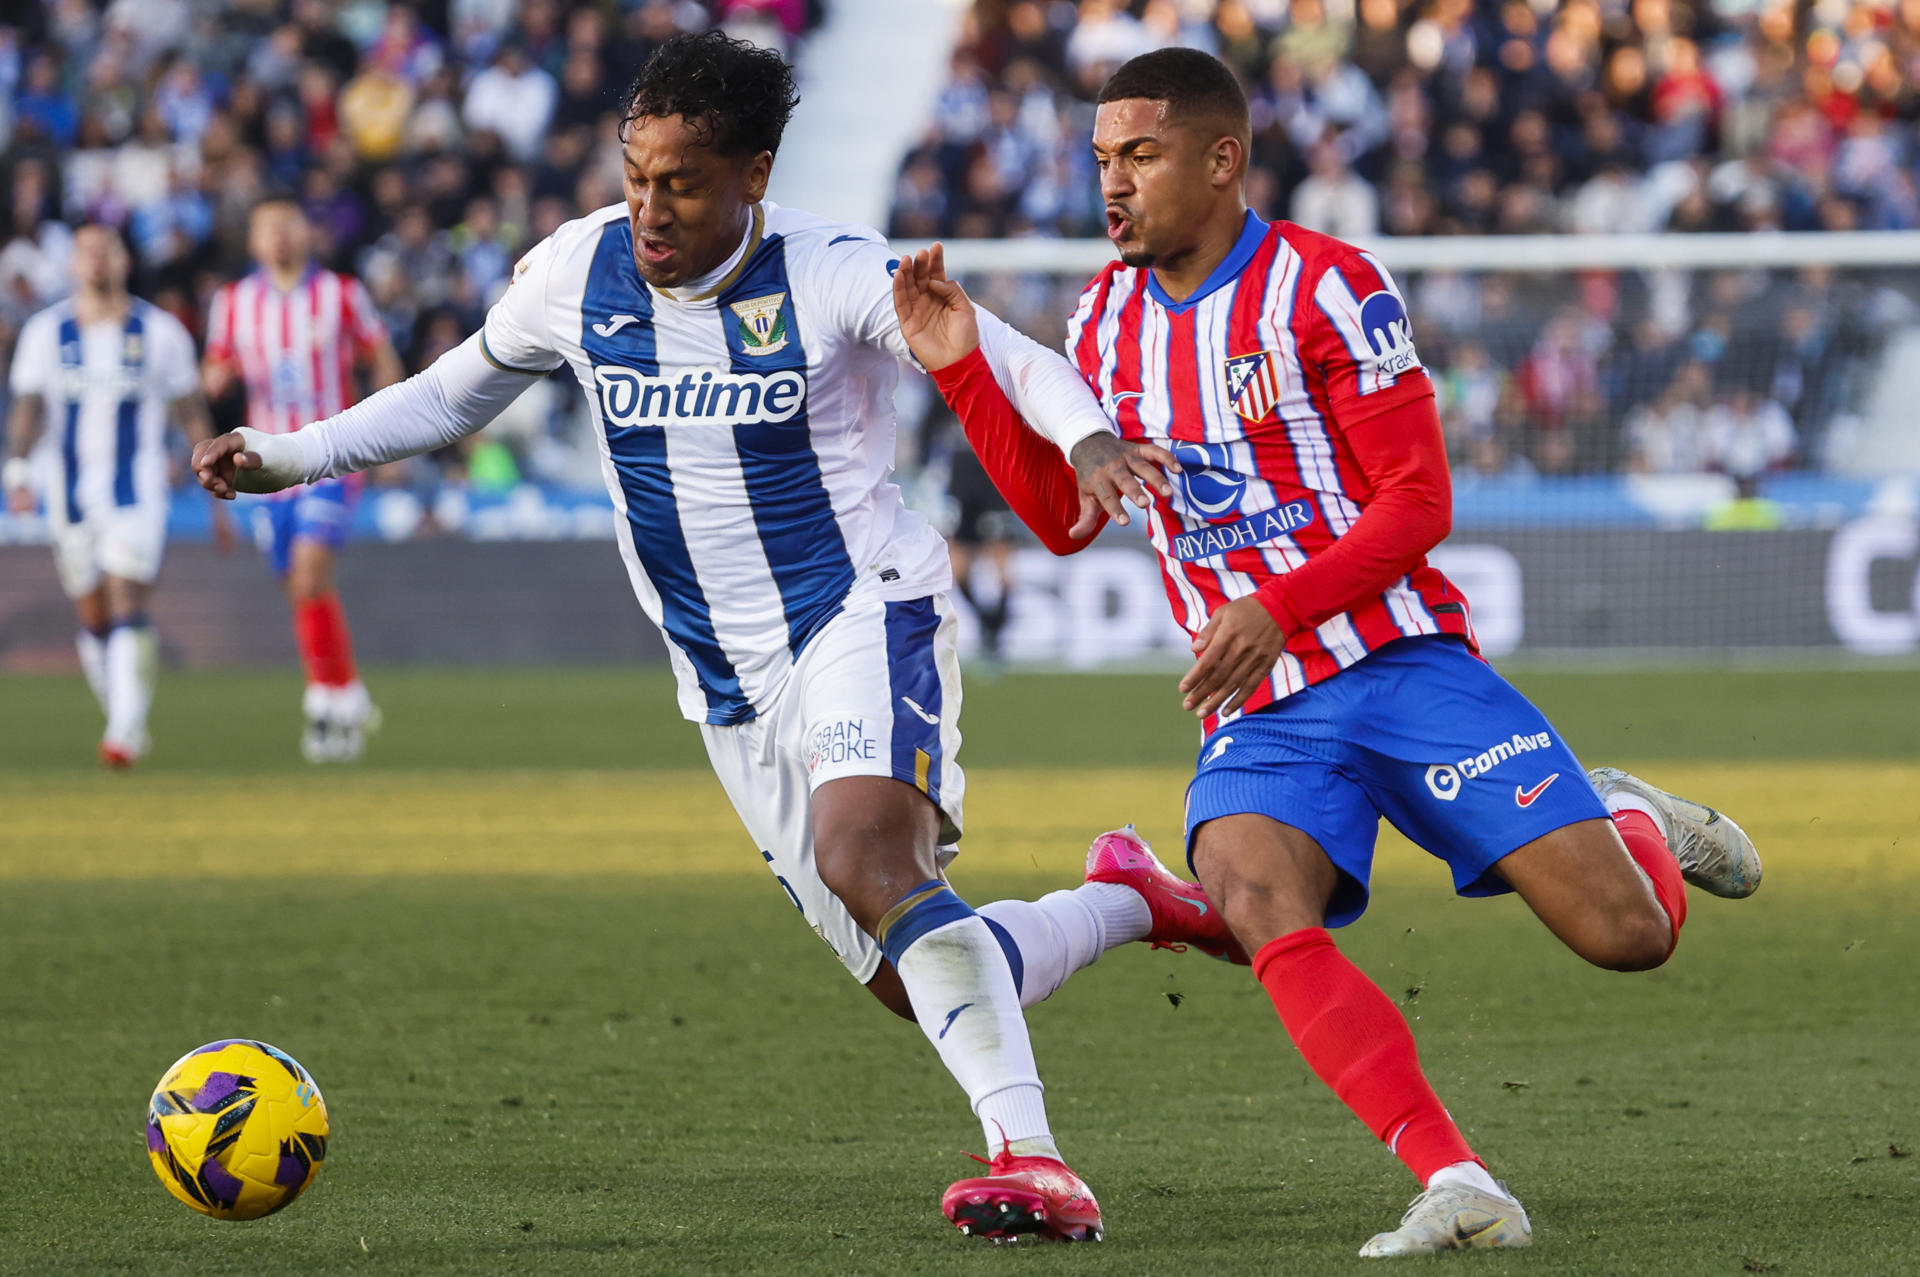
[1066,214,1476,729]
[205,267,389,436]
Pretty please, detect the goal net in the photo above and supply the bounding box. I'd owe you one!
[904,231,1920,666]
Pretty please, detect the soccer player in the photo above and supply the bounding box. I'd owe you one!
[191,32,1232,1243]
[202,197,404,762]
[892,47,1763,1258]
[3,223,220,766]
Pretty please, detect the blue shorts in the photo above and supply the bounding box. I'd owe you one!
[1184,636,1608,928]
[249,481,354,576]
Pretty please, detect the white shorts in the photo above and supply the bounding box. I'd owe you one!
[50,504,168,598]
[701,591,965,984]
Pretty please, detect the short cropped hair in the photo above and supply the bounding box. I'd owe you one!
[73,218,136,261]
[1098,47,1250,139]
[620,30,801,160]
[249,192,305,217]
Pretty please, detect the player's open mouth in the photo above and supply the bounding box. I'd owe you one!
[637,235,677,266]
[1105,209,1133,242]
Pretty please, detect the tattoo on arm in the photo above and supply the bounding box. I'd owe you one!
[5,393,44,460]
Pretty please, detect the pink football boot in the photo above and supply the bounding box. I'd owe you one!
[1085,825,1248,964]
[942,1148,1103,1243]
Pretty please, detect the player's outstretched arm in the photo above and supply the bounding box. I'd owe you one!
[894,247,1099,554]
[892,245,1178,537]
[193,334,544,500]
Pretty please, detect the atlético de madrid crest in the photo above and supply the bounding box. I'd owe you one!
[729,292,789,355]
[1223,350,1281,424]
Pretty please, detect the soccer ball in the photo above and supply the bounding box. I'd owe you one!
[145,1039,329,1220]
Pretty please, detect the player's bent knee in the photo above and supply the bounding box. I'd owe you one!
[864,961,918,1022]
[1579,909,1672,973]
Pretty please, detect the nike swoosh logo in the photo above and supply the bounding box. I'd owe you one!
[1515,773,1561,808]
[829,234,869,246]
[939,1003,973,1039]
[1205,735,1234,763]
[1112,391,1145,403]
[1454,1216,1503,1243]
[592,314,640,337]
[1170,893,1208,917]
[900,696,939,726]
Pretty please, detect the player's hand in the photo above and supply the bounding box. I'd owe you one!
[892,243,979,372]
[1069,432,1179,531]
[6,485,34,516]
[202,360,237,401]
[192,432,267,500]
[1180,595,1287,719]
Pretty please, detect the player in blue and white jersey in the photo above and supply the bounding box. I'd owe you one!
[5,223,223,767]
[192,32,1229,1243]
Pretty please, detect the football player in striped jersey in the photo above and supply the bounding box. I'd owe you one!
[203,197,405,761]
[4,223,222,766]
[895,46,1763,1259]
[192,30,1244,1244]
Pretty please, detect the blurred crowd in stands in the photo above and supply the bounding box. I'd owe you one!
[0,0,821,494]
[0,0,1907,513]
[896,0,1920,477]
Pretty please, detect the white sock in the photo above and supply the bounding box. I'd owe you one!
[978,884,1152,1009]
[1603,791,1669,842]
[891,911,1059,1159]
[76,629,110,716]
[1429,1160,1515,1203]
[103,623,156,749]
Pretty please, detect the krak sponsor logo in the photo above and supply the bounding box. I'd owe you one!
[1358,291,1420,377]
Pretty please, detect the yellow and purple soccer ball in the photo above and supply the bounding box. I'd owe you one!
[145,1039,329,1220]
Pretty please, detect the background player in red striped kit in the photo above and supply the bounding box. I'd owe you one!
[893,47,1764,1259]
[203,197,405,761]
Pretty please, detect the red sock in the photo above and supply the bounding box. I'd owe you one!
[1613,809,1686,956]
[293,594,358,688]
[1253,928,1481,1185]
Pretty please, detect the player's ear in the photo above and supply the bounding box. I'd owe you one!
[743,150,774,203]
[1211,135,1244,190]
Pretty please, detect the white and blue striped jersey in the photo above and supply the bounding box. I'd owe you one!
[9,298,199,524]
[476,201,1103,726]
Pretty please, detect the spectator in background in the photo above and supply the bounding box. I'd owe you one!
[462,43,557,164]
[16,50,81,149]
[1704,386,1796,477]
[1625,361,1711,474]
[1291,137,1378,239]
[1,156,74,328]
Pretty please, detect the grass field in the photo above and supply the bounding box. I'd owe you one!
[2,668,1918,1275]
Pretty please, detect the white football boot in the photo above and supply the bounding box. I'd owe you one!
[300,683,382,763]
[1587,767,1762,898]
[1358,1182,1532,1258]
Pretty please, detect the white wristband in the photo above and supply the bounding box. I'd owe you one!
[232,428,307,493]
[2,456,28,493]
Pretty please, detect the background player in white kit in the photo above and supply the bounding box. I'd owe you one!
[3,223,222,767]
[191,31,1236,1243]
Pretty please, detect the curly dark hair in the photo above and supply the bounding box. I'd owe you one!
[620,31,800,160]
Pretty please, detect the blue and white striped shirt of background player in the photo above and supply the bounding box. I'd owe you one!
[275,200,1115,725]
[8,298,199,523]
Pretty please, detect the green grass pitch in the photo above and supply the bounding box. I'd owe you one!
[1,667,1917,1274]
